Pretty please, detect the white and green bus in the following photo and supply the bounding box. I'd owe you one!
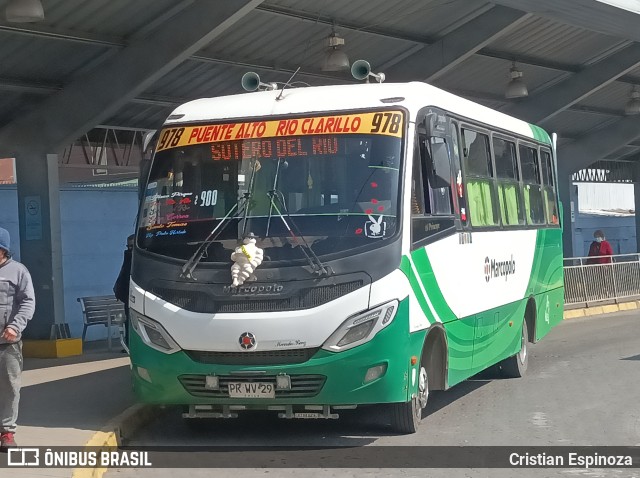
[129,68,564,433]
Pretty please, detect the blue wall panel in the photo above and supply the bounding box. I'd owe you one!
[60,189,139,340]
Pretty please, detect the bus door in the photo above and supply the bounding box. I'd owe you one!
[410,108,459,243]
[410,110,473,380]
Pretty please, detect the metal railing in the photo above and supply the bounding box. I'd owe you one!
[564,253,640,307]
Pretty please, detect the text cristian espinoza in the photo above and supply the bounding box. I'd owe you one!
[509,452,632,468]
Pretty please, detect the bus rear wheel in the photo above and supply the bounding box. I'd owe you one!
[500,320,529,378]
[389,366,428,434]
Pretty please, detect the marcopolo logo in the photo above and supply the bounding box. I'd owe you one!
[222,283,284,295]
[484,255,516,282]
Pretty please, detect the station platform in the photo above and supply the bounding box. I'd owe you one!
[7,341,133,477]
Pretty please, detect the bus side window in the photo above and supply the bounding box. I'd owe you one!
[461,129,498,227]
[493,136,524,226]
[540,148,559,225]
[420,135,453,215]
[519,144,545,225]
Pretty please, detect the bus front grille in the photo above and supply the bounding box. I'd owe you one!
[178,374,326,398]
[151,280,364,313]
[184,348,320,365]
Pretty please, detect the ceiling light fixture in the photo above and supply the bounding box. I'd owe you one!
[505,62,528,99]
[321,27,349,72]
[624,86,640,115]
[5,0,44,23]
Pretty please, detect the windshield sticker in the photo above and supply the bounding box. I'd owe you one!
[156,111,404,152]
[166,213,190,221]
[365,215,386,239]
[194,190,218,207]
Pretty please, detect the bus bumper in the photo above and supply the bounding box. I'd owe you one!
[130,300,422,407]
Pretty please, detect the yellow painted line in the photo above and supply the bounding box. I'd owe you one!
[601,304,619,314]
[618,301,638,311]
[563,309,586,320]
[72,430,118,478]
[71,404,161,478]
[563,299,640,320]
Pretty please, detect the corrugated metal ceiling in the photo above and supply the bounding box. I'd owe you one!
[576,81,636,110]
[0,0,636,164]
[542,110,617,138]
[0,0,181,38]
[0,31,110,83]
[195,8,415,74]
[261,0,490,39]
[432,55,565,98]
[487,15,626,66]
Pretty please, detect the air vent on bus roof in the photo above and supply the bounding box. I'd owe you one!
[380,97,405,103]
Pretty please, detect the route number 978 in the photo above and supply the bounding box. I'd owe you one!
[370,112,402,134]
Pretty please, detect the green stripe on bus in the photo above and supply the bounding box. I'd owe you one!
[411,248,457,321]
[529,124,552,145]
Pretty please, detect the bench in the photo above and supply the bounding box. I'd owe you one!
[77,295,126,352]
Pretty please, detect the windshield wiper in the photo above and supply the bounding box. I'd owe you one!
[266,187,332,277]
[180,158,259,280]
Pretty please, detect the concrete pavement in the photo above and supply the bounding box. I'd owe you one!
[4,344,132,477]
[0,309,637,478]
[106,310,640,478]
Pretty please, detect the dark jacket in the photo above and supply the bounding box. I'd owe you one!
[113,249,132,306]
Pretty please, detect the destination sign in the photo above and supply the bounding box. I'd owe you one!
[156,111,404,152]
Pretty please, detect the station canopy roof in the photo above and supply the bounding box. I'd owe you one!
[0,0,639,171]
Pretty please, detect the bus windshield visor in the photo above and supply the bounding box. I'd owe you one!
[138,110,404,263]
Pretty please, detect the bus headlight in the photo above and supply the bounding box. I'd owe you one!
[322,300,398,352]
[130,310,181,354]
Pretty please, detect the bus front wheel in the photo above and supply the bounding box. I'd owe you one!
[389,365,428,434]
[500,320,529,378]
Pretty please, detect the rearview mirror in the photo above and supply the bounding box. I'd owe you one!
[424,113,447,138]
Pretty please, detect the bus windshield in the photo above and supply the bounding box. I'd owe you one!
[138,110,405,263]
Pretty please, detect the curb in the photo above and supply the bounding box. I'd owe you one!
[563,300,640,320]
[71,404,165,478]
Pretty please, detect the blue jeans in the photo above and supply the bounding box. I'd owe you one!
[0,341,22,433]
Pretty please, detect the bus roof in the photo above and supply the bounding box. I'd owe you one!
[165,81,550,144]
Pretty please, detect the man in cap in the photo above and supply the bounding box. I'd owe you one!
[0,227,35,449]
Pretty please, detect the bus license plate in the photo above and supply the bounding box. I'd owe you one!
[227,382,275,399]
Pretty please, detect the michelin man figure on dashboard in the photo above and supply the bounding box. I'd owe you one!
[230,233,264,287]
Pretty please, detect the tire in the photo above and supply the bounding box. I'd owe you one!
[389,365,429,434]
[500,319,529,378]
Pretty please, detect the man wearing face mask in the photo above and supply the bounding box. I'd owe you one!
[0,227,35,449]
[587,229,613,265]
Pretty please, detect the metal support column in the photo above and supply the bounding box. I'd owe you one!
[558,165,575,258]
[635,181,640,253]
[15,152,68,340]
